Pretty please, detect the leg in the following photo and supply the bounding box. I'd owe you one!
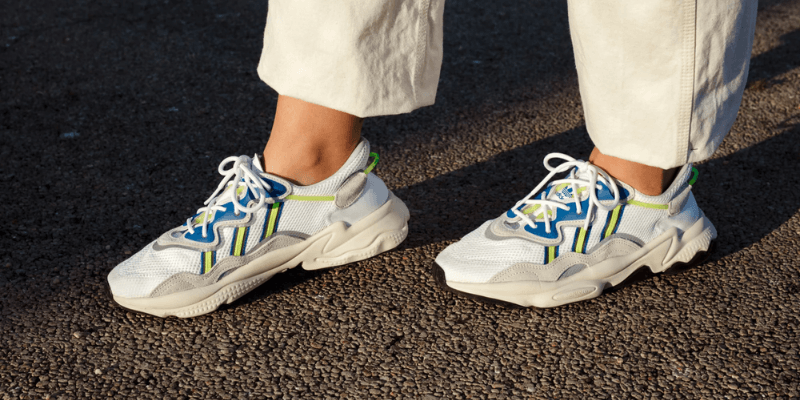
[107,0,446,317]
[589,148,678,196]
[569,0,758,190]
[257,0,445,185]
[434,0,758,308]
[263,95,362,186]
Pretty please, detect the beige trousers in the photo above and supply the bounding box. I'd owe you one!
[257,0,757,169]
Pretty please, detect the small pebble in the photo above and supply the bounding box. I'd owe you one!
[60,131,80,139]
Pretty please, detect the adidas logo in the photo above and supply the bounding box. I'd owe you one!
[556,186,573,200]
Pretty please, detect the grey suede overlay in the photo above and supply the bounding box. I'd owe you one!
[668,185,692,216]
[148,234,305,298]
[487,238,640,283]
[487,215,589,246]
[558,264,587,280]
[335,172,367,209]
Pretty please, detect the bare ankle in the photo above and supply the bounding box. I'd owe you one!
[262,143,346,186]
[262,95,362,186]
[589,148,678,196]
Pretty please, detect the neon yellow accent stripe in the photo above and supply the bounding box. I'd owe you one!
[627,200,669,210]
[575,228,587,253]
[552,183,588,195]
[548,246,556,263]
[522,204,553,219]
[533,211,553,219]
[364,152,379,175]
[265,203,281,237]
[522,204,541,215]
[203,252,213,274]
[688,167,699,186]
[233,227,247,256]
[604,205,622,239]
[285,195,335,201]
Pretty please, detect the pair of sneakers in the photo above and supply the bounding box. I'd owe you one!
[108,140,716,317]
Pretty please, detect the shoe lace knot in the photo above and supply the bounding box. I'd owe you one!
[511,153,621,233]
[186,155,273,238]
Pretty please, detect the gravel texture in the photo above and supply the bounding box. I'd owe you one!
[2,0,800,398]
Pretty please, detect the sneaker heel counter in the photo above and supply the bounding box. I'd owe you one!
[328,173,390,226]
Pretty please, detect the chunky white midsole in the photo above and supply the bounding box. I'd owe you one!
[445,214,717,308]
[114,192,410,318]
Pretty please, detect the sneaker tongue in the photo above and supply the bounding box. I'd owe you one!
[547,182,586,202]
[545,167,591,203]
[191,183,250,225]
[562,166,627,202]
[518,168,589,219]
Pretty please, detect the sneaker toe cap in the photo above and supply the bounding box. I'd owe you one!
[107,241,199,299]
[435,221,546,284]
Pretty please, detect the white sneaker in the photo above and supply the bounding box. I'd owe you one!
[434,153,716,307]
[108,139,409,317]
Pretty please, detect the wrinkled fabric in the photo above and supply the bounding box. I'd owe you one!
[258,0,757,169]
[257,0,444,118]
[568,0,757,168]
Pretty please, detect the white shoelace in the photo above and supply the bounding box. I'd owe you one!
[186,155,273,238]
[511,153,621,233]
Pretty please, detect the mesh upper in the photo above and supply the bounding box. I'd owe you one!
[289,140,369,198]
[108,241,200,298]
[559,225,578,253]
[584,209,606,252]
[245,207,269,251]
[437,221,546,283]
[218,226,235,257]
[278,200,338,235]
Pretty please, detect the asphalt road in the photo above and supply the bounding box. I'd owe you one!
[2,0,799,398]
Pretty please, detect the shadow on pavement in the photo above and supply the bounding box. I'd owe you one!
[698,126,800,260]
[748,28,800,87]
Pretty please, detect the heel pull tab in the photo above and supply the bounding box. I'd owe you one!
[668,185,692,216]
[364,152,380,175]
[688,167,699,186]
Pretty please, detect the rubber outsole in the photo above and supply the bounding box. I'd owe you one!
[104,263,303,318]
[432,241,716,308]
